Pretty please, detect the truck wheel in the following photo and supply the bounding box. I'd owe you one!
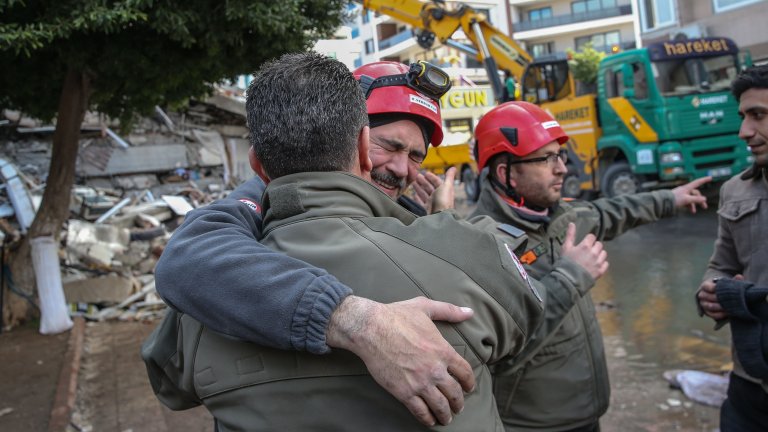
[601,162,640,197]
[461,166,478,201]
[562,167,582,199]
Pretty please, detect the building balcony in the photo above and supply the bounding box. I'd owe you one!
[378,28,414,51]
[516,5,632,32]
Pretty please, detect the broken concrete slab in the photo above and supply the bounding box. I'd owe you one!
[66,220,130,264]
[63,274,137,304]
[224,137,251,185]
[214,125,249,138]
[161,195,193,216]
[191,130,225,166]
[77,144,189,177]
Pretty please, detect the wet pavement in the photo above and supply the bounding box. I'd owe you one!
[596,206,731,375]
[595,206,730,431]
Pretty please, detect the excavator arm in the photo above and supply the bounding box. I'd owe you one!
[358,0,533,102]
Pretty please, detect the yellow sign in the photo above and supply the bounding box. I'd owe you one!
[440,87,492,110]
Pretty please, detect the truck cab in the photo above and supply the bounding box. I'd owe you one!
[595,37,752,196]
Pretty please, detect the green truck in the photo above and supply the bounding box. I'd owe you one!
[534,37,754,197]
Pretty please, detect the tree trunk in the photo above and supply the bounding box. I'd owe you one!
[3,68,90,329]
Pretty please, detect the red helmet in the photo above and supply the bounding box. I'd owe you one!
[354,61,444,146]
[475,101,568,170]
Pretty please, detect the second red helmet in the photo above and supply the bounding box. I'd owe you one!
[475,101,569,170]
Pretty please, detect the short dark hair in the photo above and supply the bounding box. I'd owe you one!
[245,52,368,179]
[731,64,768,101]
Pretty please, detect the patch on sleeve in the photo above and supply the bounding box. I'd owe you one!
[238,198,261,214]
[504,243,543,303]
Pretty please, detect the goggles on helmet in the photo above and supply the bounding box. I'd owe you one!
[358,60,451,101]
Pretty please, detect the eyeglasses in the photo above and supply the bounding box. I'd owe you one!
[508,149,568,166]
[358,61,452,101]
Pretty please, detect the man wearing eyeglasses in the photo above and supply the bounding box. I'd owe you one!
[470,101,712,432]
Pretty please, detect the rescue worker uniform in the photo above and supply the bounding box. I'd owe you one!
[701,166,768,430]
[472,176,677,431]
[143,172,595,432]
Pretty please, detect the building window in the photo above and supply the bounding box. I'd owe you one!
[527,7,553,21]
[640,0,675,31]
[632,63,648,100]
[531,42,555,58]
[446,118,473,133]
[713,0,762,12]
[571,0,617,14]
[575,31,620,52]
[364,38,375,55]
[362,10,370,24]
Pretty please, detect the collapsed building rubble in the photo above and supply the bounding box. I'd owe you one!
[0,90,251,327]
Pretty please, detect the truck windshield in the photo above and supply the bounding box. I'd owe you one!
[651,54,738,96]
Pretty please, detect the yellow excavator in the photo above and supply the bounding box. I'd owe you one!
[357,0,539,101]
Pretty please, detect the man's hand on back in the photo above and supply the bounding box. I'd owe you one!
[326,295,475,427]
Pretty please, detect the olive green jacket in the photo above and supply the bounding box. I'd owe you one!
[703,168,768,392]
[472,177,676,431]
[144,172,603,431]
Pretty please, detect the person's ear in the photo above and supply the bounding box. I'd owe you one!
[495,161,517,188]
[358,126,373,174]
[249,147,270,184]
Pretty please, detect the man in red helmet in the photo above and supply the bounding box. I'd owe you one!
[151,59,475,427]
[355,60,455,215]
[471,101,711,431]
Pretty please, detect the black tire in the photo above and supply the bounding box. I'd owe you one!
[600,161,640,197]
[561,166,582,199]
[461,166,478,201]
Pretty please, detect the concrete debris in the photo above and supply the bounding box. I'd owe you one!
[63,274,137,304]
[161,195,194,216]
[1,94,254,325]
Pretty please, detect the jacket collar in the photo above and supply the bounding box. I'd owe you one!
[473,176,552,230]
[740,164,767,181]
[261,172,417,234]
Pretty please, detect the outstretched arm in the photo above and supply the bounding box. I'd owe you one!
[671,176,711,213]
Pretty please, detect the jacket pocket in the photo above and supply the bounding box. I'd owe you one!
[719,199,760,222]
[719,199,763,256]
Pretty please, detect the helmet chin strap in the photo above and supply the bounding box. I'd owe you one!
[489,154,547,212]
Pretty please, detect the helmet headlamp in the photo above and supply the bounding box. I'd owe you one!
[358,60,451,101]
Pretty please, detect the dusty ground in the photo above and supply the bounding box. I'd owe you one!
[0,320,69,431]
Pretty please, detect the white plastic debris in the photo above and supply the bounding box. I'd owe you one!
[663,369,729,407]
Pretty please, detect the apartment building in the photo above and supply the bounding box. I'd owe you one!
[508,0,638,58]
[638,0,768,63]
